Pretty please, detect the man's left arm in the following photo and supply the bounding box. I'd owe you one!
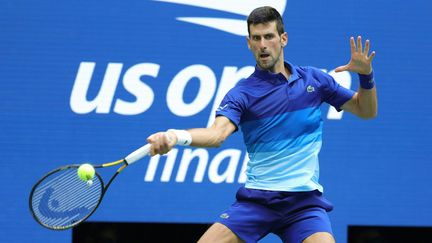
[341,86,377,119]
[336,36,378,119]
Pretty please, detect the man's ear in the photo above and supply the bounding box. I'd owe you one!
[246,37,251,49]
[281,32,288,47]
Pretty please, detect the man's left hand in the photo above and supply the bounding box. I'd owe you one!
[335,36,376,75]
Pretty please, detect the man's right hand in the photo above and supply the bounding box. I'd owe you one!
[146,131,177,156]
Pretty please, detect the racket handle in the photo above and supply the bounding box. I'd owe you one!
[124,144,151,165]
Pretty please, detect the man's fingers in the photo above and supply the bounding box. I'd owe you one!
[150,134,162,155]
[364,39,370,56]
[334,65,348,73]
[350,37,356,54]
[368,51,376,62]
[156,133,168,154]
[357,36,362,53]
[146,135,155,155]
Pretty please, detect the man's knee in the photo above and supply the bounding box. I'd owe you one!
[303,232,335,243]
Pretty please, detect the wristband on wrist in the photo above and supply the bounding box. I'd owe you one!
[167,129,192,146]
[358,70,375,89]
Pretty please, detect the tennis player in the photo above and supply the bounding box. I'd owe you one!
[147,6,377,243]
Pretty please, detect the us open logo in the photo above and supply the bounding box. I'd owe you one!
[153,0,287,36]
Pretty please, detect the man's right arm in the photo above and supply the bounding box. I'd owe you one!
[147,116,236,156]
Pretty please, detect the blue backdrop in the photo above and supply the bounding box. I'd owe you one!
[1,1,432,242]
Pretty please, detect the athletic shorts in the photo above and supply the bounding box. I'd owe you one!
[215,186,334,243]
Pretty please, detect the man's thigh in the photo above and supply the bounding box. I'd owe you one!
[275,207,333,243]
[198,223,244,243]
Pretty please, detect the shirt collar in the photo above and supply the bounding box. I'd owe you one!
[253,61,301,84]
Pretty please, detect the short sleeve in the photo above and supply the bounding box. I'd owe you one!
[312,68,355,111]
[215,87,247,131]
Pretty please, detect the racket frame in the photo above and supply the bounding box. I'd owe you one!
[29,159,127,230]
[29,143,150,230]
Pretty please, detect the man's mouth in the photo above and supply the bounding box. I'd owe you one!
[260,53,270,58]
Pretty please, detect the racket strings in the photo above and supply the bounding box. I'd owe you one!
[30,167,103,229]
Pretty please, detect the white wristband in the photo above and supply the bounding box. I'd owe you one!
[167,129,192,146]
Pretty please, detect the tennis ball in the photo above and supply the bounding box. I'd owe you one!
[77,163,95,182]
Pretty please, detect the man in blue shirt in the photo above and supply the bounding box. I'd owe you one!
[147,6,377,243]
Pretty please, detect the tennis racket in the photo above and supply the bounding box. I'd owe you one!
[29,143,151,230]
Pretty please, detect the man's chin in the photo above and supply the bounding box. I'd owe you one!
[257,62,275,71]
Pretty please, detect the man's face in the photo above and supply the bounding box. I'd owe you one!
[247,21,288,72]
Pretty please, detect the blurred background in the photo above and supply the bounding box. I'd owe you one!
[1,0,431,242]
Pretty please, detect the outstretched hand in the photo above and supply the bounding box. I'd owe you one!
[335,36,376,75]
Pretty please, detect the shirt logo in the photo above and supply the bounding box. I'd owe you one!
[153,0,287,36]
[219,213,230,219]
[216,104,228,111]
[307,85,315,93]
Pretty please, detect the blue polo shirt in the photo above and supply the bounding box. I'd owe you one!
[215,61,355,192]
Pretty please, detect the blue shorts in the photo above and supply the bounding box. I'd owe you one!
[216,186,334,243]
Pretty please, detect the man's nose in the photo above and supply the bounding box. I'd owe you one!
[258,39,267,50]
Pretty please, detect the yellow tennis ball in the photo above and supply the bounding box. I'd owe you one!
[77,163,95,182]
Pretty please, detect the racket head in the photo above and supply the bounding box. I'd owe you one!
[29,165,104,230]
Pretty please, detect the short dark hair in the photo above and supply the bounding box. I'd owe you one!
[247,6,285,36]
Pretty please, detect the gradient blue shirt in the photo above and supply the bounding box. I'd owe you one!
[216,61,355,192]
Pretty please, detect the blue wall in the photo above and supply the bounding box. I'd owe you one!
[1,1,432,242]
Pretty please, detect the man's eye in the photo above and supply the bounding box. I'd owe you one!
[264,34,274,40]
[252,36,260,41]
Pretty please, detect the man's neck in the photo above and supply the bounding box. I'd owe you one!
[282,65,291,80]
[273,60,291,80]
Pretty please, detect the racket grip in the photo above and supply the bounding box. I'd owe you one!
[124,144,151,165]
